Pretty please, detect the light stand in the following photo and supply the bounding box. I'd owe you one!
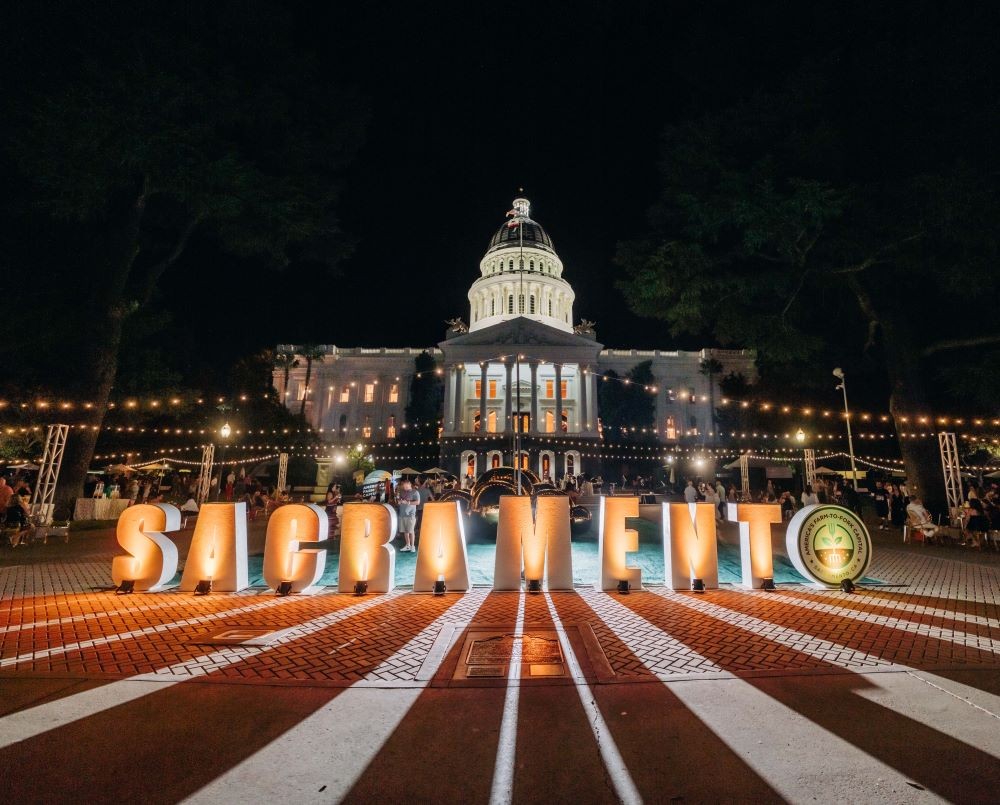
[832,369,859,489]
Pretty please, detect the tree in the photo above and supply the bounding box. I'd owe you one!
[404,351,443,435]
[272,352,300,405]
[5,5,367,515]
[617,47,1000,511]
[597,362,656,442]
[296,345,327,419]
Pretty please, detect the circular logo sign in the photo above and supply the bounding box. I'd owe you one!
[785,505,872,587]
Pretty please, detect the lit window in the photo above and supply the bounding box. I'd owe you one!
[388,383,399,403]
[339,386,350,403]
[387,415,396,438]
[489,379,497,398]
[487,410,497,432]
[561,380,568,399]
[546,379,554,398]
[362,417,372,438]
[545,410,555,432]
[364,383,375,403]
[666,416,677,440]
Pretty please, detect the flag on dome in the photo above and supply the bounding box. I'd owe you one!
[506,218,520,229]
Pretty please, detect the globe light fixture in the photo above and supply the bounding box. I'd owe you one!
[220,422,232,439]
[795,428,805,443]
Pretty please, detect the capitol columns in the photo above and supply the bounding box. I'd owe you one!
[554,363,564,434]
[453,364,465,432]
[478,361,488,434]
[442,364,455,432]
[504,359,513,433]
[580,364,589,432]
[529,360,539,433]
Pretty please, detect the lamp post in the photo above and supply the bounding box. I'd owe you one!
[832,368,859,489]
[216,422,231,500]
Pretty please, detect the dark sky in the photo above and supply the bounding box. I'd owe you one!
[161,1,851,363]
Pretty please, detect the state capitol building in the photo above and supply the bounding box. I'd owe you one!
[277,198,753,479]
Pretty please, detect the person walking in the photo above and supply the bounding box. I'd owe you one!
[396,479,420,552]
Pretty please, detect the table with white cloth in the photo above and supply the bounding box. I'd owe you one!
[73,498,131,521]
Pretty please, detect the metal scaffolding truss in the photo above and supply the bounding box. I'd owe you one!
[803,449,817,490]
[196,444,215,504]
[30,424,69,525]
[739,453,750,498]
[938,432,962,516]
[277,452,289,493]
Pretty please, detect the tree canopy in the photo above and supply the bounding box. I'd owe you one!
[616,28,1000,507]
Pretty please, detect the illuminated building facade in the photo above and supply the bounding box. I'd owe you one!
[277,198,753,478]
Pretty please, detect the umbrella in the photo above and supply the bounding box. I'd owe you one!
[8,462,39,471]
[141,462,173,472]
[105,464,134,474]
[397,467,422,475]
[422,467,449,475]
[363,470,392,484]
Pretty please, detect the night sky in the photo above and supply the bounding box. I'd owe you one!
[160,2,862,363]
[4,1,990,385]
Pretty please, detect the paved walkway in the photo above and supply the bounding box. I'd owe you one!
[1,529,999,803]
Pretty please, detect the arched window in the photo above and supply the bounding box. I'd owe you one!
[491,452,501,469]
[529,259,534,271]
[519,258,524,271]
[508,295,514,314]
[665,416,677,440]
[509,259,514,271]
[518,294,525,313]
[387,415,396,439]
[529,295,536,314]
[467,453,476,478]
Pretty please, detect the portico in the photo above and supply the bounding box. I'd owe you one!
[440,317,602,477]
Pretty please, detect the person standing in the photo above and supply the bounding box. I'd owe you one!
[324,483,341,535]
[801,484,819,507]
[396,479,420,552]
[684,480,698,504]
[872,481,889,530]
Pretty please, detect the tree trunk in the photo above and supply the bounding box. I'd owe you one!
[53,178,147,519]
[848,277,946,515]
[53,315,124,519]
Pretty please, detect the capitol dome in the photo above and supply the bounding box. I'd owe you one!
[468,197,575,333]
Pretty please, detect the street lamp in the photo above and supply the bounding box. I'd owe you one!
[832,368,859,489]
[217,422,232,500]
[795,428,805,443]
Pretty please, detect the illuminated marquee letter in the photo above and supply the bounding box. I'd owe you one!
[414,501,471,592]
[663,503,719,590]
[338,502,396,594]
[263,503,328,593]
[111,503,180,591]
[179,502,249,592]
[494,495,573,591]
[727,503,781,589]
[598,496,641,592]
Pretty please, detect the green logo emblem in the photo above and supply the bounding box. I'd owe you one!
[786,505,872,587]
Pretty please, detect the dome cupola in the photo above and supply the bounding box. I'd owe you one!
[468,197,575,333]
